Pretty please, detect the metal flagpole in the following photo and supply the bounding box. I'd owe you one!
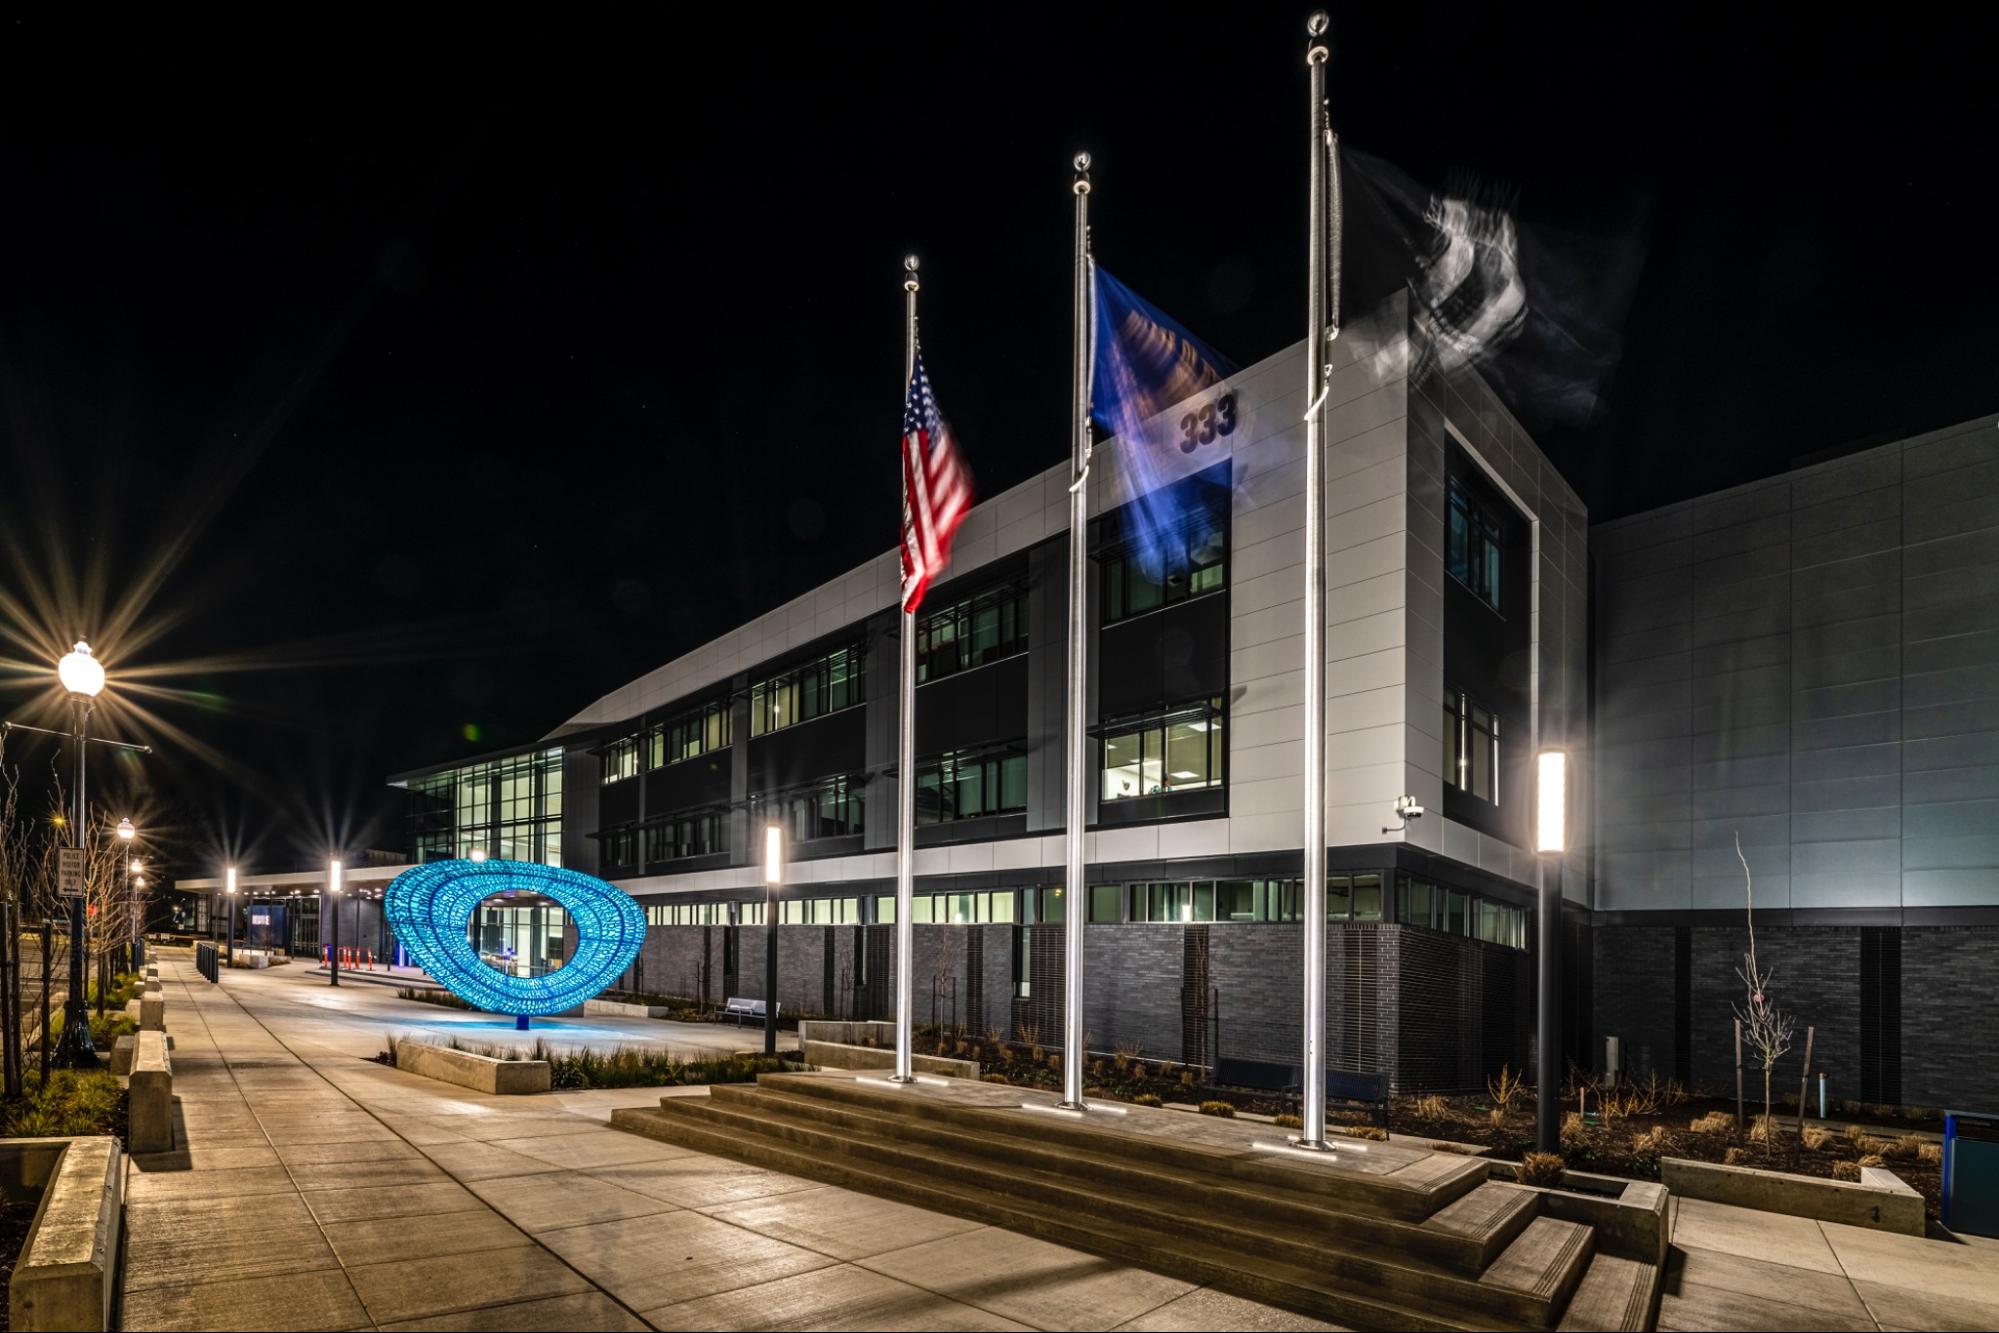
[1298,10,1336,1151]
[1060,152,1093,1110]
[892,253,920,1084]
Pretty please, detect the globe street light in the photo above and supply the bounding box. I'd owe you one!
[52,642,105,1067]
[118,819,144,970]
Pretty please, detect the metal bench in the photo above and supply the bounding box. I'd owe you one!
[722,996,778,1026]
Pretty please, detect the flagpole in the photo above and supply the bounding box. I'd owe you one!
[1298,10,1335,1152]
[1060,151,1092,1110]
[893,253,920,1084]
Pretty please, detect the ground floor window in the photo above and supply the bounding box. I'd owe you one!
[1397,875,1526,948]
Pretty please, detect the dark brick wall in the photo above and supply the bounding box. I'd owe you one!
[1594,922,1998,1111]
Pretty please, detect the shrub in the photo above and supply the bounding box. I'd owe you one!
[1630,1125,1670,1155]
[1888,1134,1926,1162]
[1,1069,124,1139]
[1487,1063,1525,1117]
[1272,1113,1302,1130]
[1857,1153,1885,1169]
[1831,1160,1861,1182]
[1198,1100,1236,1119]
[1489,1107,1507,1128]
[1690,1111,1734,1136]
[1855,1135,1895,1158]
[1520,1152,1564,1187]
[1801,1126,1834,1151]
[1920,1141,1943,1165]
[1724,1147,1750,1166]
[1346,1125,1390,1141]
[397,986,474,1011]
[982,1073,1011,1085]
[1133,1092,1163,1108]
[1413,1093,1449,1121]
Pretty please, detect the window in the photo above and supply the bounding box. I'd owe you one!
[1444,690,1500,804]
[778,896,862,925]
[1102,513,1227,624]
[1446,476,1505,614]
[916,747,1026,825]
[1396,873,1526,949]
[1128,882,1221,923]
[751,646,864,736]
[1101,698,1224,802]
[917,584,1027,683]
[409,748,563,867]
[648,700,732,769]
[645,811,725,863]
[645,900,728,926]
[879,889,1019,925]
[762,774,866,841]
[1088,884,1124,923]
[602,825,638,869]
[600,736,640,785]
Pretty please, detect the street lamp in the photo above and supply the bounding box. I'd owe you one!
[117,819,144,970]
[52,642,105,1067]
[224,866,238,968]
[327,859,342,987]
[1535,749,1568,1154]
[764,823,782,1059]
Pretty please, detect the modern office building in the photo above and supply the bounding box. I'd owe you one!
[1590,413,1999,1110]
[392,289,1593,1093]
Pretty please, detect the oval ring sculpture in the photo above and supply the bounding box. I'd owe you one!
[384,859,645,1018]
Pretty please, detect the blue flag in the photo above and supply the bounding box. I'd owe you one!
[1090,265,1240,578]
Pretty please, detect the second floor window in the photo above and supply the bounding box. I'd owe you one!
[1101,697,1225,802]
[751,646,864,736]
[602,825,639,868]
[1444,689,1499,804]
[1102,514,1227,624]
[1447,476,1504,614]
[601,736,640,785]
[917,584,1027,683]
[762,774,866,841]
[649,700,732,768]
[645,810,726,862]
[917,746,1027,825]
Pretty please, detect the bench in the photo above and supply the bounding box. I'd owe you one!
[722,996,778,1025]
[128,1030,173,1154]
[1212,1057,1390,1128]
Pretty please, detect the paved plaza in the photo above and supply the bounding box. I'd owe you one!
[116,957,1999,1332]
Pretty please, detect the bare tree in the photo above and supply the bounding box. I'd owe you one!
[1732,832,1796,1148]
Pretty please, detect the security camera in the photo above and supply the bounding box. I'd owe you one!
[1384,795,1425,834]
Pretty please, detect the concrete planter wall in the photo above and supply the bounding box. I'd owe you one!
[1,1137,123,1332]
[394,1040,551,1095]
[1661,1155,1924,1235]
[583,999,673,1019]
[800,1039,979,1081]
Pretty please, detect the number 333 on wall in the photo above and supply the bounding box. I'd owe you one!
[1177,390,1240,453]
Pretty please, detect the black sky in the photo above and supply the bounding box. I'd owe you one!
[1,7,1994,882]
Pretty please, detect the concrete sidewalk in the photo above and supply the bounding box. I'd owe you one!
[119,959,1330,1332]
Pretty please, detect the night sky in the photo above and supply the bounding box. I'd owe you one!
[1,8,1993,883]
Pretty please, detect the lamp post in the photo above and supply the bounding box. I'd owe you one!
[1535,750,1568,1154]
[327,859,342,987]
[763,823,781,1059]
[118,819,143,972]
[52,642,105,1067]
[224,866,238,969]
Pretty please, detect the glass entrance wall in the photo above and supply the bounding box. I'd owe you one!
[470,898,570,978]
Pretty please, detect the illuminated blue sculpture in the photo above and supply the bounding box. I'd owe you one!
[384,859,645,1020]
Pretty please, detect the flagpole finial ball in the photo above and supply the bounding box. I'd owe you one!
[904,254,919,273]
[1073,151,1091,173]
[1308,11,1329,36]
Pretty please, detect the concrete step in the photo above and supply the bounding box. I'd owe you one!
[613,1100,1508,1332]
[1556,1254,1658,1333]
[718,1082,1505,1273]
[1426,1181,1543,1271]
[653,1091,1564,1326]
[750,1071,1489,1221]
[1480,1217,1594,1322]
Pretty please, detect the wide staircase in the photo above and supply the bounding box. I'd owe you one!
[612,1072,1659,1331]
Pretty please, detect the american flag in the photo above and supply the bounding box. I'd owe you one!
[899,353,972,612]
